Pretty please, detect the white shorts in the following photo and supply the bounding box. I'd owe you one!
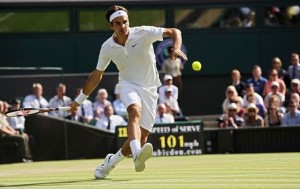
[117,82,159,132]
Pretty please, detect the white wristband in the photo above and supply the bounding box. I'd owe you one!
[74,91,88,105]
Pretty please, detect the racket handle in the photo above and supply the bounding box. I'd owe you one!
[58,107,71,111]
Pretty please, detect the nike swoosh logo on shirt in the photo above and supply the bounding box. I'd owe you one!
[132,43,137,47]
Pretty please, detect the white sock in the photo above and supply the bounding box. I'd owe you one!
[130,139,141,155]
[109,149,126,166]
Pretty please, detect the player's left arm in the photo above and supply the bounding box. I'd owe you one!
[163,28,188,61]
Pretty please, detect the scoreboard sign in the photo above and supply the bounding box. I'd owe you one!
[115,120,204,156]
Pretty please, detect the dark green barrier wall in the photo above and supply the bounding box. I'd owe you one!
[24,114,115,161]
[1,29,299,75]
[203,126,300,154]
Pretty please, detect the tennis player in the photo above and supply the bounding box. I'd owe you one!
[70,5,187,179]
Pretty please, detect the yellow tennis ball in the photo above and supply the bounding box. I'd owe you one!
[192,61,202,71]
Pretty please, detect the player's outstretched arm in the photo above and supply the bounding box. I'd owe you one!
[82,69,104,96]
[163,28,188,61]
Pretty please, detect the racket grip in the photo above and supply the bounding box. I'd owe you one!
[58,107,71,111]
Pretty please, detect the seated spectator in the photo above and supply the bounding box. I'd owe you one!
[218,103,244,129]
[243,83,265,107]
[264,104,284,127]
[283,100,300,126]
[155,103,175,124]
[158,75,179,104]
[160,87,181,116]
[264,81,285,109]
[244,103,264,127]
[6,99,25,133]
[230,69,246,97]
[244,93,266,118]
[48,83,72,118]
[67,88,94,123]
[284,79,300,107]
[113,84,127,120]
[222,85,244,116]
[263,68,286,97]
[270,57,287,81]
[95,104,127,133]
[289,93,300,110]
[93,88,112,120]
[23,82,49,109]
[0,100,32,162]
[246,65,267,97]
[287,53,300,81]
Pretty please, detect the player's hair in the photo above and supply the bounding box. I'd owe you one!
[105,5,128,22]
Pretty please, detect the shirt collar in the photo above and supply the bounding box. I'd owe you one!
[109,28,132,47]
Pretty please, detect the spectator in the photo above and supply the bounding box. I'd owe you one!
[48,83,72,118]
[6,99,25,133]
[289,93,300,110]
[93,88,112,120]
[0,100,32,162]
[113,83,127,119]
[244,103,264,127]
[218,103,244,129]
[284,79,300,107]
[95,104,127,133]
[158,75,178,103]
[263,68,286,97]
[283,100,300,126]
[230,69,246,97]
[287,53,300,81]
[270,57,287,81]
[23,82,49,109]
[160,87,180,116]
[246,65,267,96]
[155,103,175,124]
[244,93,266,118]
[222,85,244,115]
[67,88,93,123]
[161,46,184,104]
[264,81,285,109]
[243,83,264,107]
[264,104,284,126]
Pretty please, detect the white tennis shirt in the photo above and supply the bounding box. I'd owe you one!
[96,26,164,88]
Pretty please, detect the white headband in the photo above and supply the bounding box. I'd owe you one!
[109,10,128,22]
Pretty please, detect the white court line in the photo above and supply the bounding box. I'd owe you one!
[0,12,15,22]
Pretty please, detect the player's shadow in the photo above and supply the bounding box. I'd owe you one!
[0,178,131,188]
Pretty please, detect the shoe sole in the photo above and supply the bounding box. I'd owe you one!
[135,143,153,172]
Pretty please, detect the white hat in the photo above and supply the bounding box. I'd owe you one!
[165,87,172,92]
[271,81,279,87]
[246,103,258,112]
[292,79,300,85]
[227,103,237,110]
[164,75,173,81]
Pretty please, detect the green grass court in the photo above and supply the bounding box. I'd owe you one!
[1,153,300,189]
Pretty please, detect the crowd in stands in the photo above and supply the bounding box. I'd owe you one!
[218,52,300,128]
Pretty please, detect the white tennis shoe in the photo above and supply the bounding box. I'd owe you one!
[133,143,153,172]
[94,154,115,179]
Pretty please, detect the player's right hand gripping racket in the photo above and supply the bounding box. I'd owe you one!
[5,107,71,117]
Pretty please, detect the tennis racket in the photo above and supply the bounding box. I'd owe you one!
[5,107,71,117]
